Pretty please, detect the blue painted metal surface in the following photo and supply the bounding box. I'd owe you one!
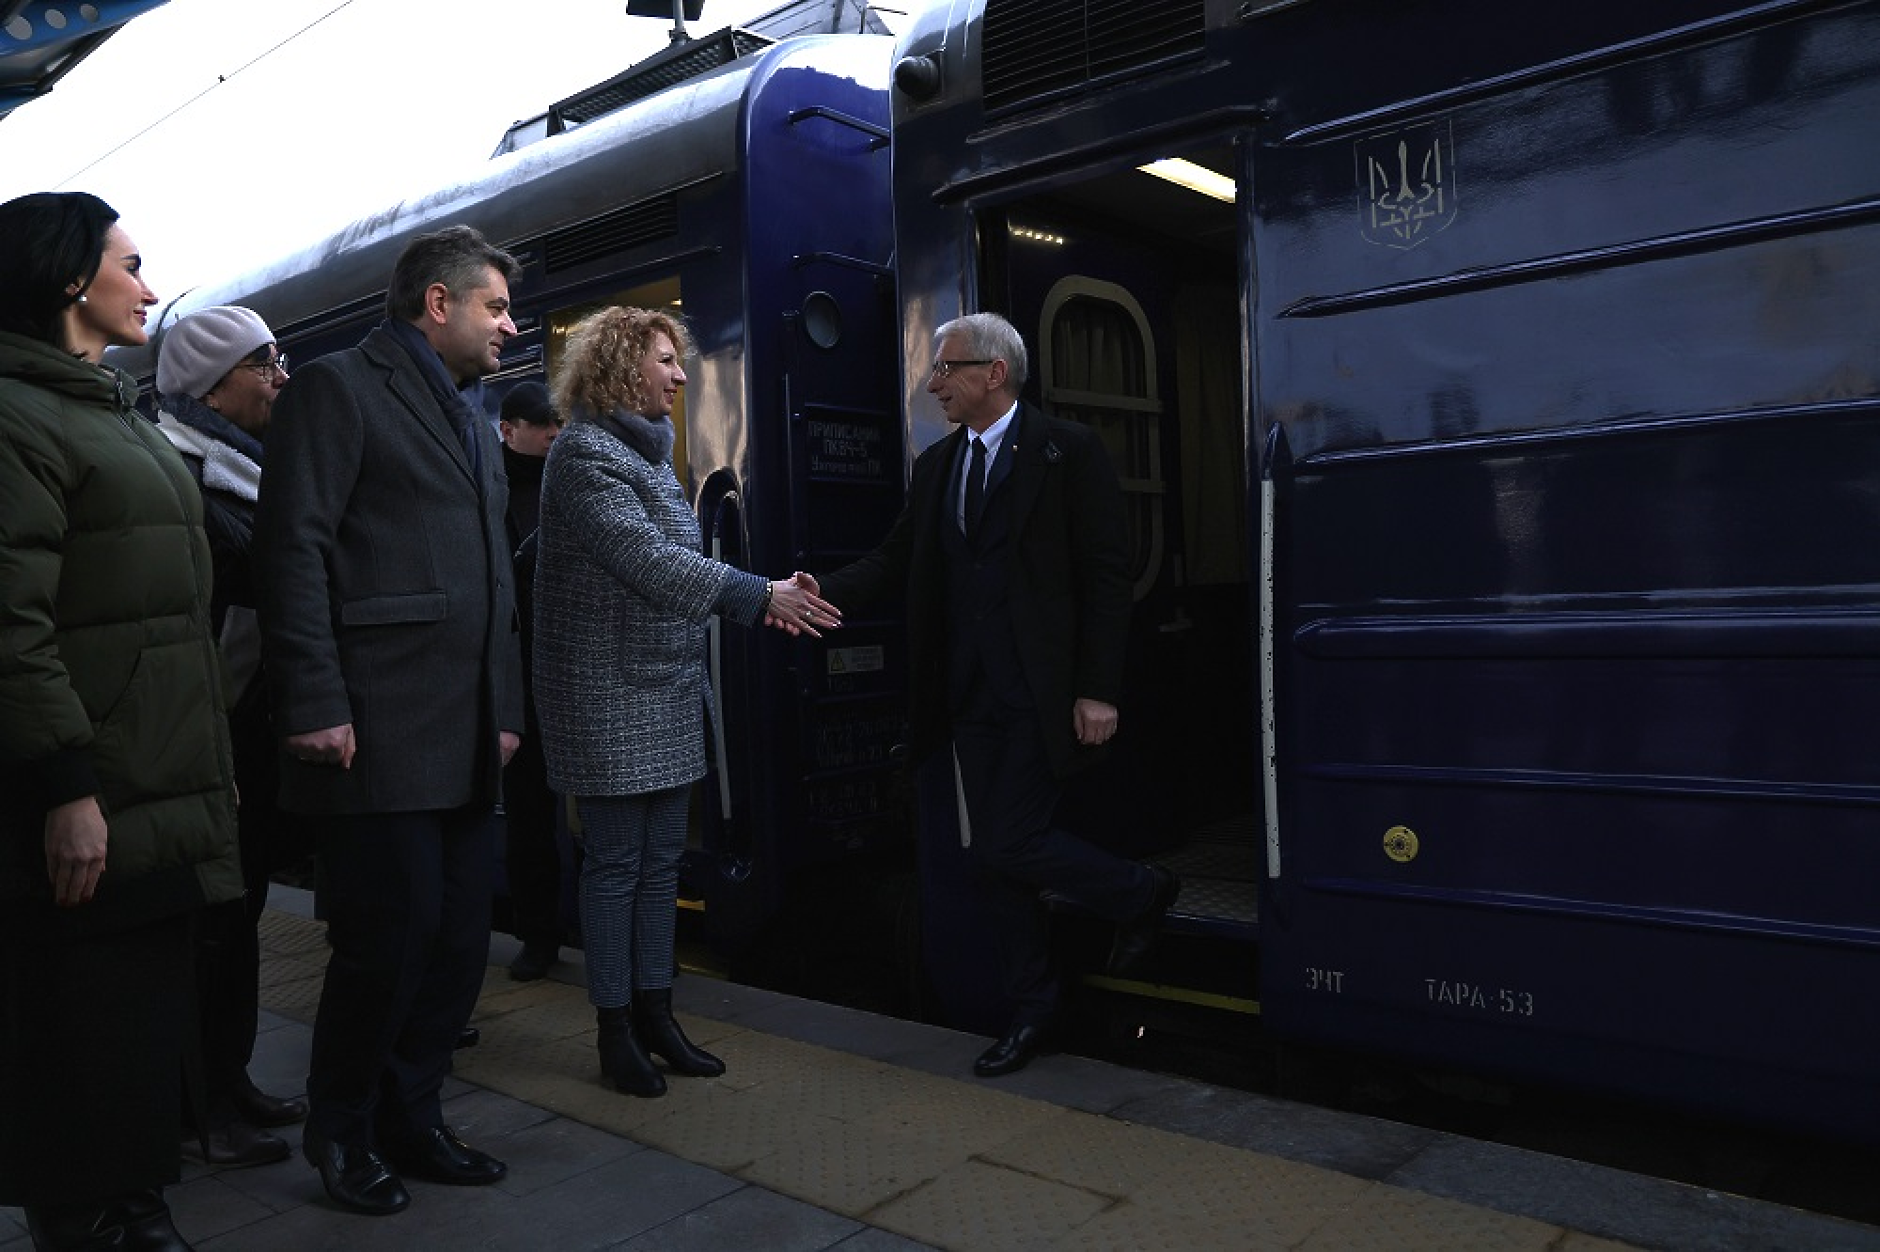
[692,36,904,946]
[1255,0,1880,1143]
[891,0,1880,1139]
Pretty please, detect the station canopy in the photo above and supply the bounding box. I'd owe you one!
[0,1,168,124]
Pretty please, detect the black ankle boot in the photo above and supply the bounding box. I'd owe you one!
[596,1005,665,1097]
[633,987,725,1078]
[25,1190,193,1251]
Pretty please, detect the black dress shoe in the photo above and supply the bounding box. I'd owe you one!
[114,1190,194,1251]
[1108,863,1181,979]
[302,1132,410,1216]
[233,1073,308,1127]
[25,1191,190,1251]
[507,941,558,982]
[383,1126,508,1186]
[189,1120,292,1168]
[973,1023,1052,1078]
[456,1025,481,1049]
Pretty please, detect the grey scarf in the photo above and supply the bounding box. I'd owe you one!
[596,408,676,465]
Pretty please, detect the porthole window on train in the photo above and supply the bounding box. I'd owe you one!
[1039,278,1163,600]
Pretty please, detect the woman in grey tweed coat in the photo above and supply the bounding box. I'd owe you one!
[532,307,839,1096]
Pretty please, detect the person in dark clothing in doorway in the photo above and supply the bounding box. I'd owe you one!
[801,312,1180,1080]
[496,381,565,981]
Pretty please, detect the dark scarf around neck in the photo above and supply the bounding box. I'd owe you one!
[381,318,490,471]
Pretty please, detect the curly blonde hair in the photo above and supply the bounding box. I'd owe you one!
[551,305,694,421]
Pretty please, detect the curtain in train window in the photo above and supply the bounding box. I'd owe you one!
[1040,279,1163,599]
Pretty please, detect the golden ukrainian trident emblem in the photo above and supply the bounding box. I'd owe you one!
[1356,122,1457,250]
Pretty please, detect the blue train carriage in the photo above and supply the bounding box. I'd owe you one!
[888,0,1880,1140]
[116,29,905,957]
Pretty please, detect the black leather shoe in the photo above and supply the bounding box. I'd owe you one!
[25,1191,191,1251]
[302,1132,410,1216]
[233,1073,308,1128]
[1108,863,1181,979]
[189,1120,292,1168]
[383,1126,508,1186]
[973,1023,1052,1078]
[114,1190,193,1251]
[507,942,558,982]
[455,1025,481,1049]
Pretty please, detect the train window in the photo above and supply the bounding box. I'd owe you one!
[544,275,690,481]
[802,290,843,350]
[1038,277,1163,599]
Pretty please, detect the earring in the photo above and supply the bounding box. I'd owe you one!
[75,295,88,304]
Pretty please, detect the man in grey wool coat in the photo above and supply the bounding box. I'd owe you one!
[253,225,525,1218]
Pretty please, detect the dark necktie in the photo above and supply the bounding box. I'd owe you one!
[964,435,987,541]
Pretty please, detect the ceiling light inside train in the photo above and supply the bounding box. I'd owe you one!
[1010,226,1065,246]
[1138,158,1235,203]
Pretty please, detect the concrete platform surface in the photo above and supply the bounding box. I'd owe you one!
[4,887,1876,1251]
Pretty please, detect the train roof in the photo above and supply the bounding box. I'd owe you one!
[493,1,897,157]
[491,26,777,158]
[114,30,892,375]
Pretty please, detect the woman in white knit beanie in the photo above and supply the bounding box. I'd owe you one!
[157,304,285,432]
[155,306,309,1170]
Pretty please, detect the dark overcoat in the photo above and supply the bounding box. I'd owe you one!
[819,402,1132,780]
[252,324,523,815]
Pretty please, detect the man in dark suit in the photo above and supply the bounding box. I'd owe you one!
[254,225,525,1215]
[807,312,1179,1078]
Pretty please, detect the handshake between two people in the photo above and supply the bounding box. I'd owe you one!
[762,571,840,638]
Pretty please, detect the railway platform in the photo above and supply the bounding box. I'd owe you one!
[4,886,1875,1252]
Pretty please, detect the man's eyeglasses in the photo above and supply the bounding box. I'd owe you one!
[236,353,289,380]
[929,358,991,379]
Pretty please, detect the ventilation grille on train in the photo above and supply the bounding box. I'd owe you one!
[982,0,1207,115]
[542,194,680,273]
[554,28,774,128]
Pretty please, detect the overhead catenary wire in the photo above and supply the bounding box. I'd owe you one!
[54,0,357,189]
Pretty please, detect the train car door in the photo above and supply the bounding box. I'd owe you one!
[933,143,1258,1028]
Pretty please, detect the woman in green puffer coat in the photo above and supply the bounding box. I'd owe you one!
[0,192,242,1252]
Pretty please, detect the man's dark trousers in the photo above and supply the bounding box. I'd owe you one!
[941,444,1149,1029]
[305,807,493,1147]
[503,733,563,950]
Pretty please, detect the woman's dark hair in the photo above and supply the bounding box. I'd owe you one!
[0,191,120,347]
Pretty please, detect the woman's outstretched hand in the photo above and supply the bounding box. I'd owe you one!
[764,571,840,638]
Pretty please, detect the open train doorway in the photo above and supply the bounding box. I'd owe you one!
[974,143,1260,1016]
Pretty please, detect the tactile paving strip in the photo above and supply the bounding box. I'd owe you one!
[1296,1184,1576,1251]
[255,910,1642,1252]
[870,1157,1111,1252]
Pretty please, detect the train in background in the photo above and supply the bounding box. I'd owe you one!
[113,27,912,962]
[114,0,1880,1147]
[888,0,1880,1144]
